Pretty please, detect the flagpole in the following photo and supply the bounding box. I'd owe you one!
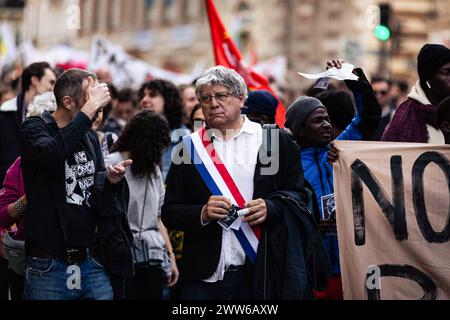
[204,0,286,127]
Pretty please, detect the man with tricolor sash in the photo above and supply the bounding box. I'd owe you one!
[162,66,329,300]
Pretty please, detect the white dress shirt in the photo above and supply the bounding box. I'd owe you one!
[203,116,262,283]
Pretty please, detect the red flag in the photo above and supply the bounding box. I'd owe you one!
[205,0,285,127]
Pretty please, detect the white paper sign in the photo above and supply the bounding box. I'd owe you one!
[297,63,358,81]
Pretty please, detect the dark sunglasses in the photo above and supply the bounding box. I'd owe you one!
[374,90,388,96]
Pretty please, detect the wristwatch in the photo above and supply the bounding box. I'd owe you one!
[14,199,26,216]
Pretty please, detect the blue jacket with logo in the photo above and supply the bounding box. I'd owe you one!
[300,69,381,274]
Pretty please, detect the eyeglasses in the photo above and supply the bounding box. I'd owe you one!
[199,92,233,104]
[374,90,388,96]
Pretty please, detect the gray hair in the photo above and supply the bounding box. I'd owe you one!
[26,91,57,117]
[195,66,248,100]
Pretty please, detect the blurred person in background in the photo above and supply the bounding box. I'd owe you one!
[241,90,278,125]
[179,84,199,127]
[316,90,356,140]
[0,62,56,187]
[138,79,190,182]
[92,106,118,158]
[102,88,137,135]
[370,77,393,141]
[100,83,118,129]
[189,103,206,132]
[390,80,409,109]
[95,67,113,84]
[0,66,21,105]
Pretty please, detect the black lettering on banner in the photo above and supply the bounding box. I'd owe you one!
[366,264,438,300]
[412,151,450,243]
[351,157,407,246]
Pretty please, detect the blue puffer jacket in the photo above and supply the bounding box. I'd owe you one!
[301,69,381,274]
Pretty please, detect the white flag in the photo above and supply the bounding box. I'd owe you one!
[0,21,18,68]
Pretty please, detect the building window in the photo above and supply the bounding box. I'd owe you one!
[162,0,175,26]
[120,0,133,28]
[91,0,100,31]
[237,1,250,12]
[79,0,92,36]
[180,0,190,24]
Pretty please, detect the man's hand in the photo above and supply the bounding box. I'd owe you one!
[326,59,347,70]
[201,196,231,223]
[81,76,111,120]
[242,198,267,226]
[107,159,133,184]
[327,141,340,164]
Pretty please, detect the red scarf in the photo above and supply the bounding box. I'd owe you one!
[382,98,438,143]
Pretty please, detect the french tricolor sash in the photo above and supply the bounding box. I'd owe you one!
[183,128,260,264]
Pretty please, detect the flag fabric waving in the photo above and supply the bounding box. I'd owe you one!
[0,22,17,69]
[205,0,286,127]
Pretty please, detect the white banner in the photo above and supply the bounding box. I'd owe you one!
[88,36,202,90]
[333,141,450,300]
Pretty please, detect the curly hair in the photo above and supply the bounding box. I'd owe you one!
[111,110,170,178]
[138,79,183,130]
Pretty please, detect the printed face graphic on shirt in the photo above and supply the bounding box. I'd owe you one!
[65,151,95,206]
[321,193,336,221]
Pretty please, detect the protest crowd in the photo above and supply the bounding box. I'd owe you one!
[0,4,449,302]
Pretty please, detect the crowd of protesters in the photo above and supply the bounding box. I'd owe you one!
[0,42,449,300]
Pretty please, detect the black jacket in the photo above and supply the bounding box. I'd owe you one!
[0,93,26,187]
[344,68,382,141]
[252,191,331,300]
[162,128,306,283]
[19,111,133,277]
[20,111,98,257]
[94,174,134,278]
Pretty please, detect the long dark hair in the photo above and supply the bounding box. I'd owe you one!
[111,110,170,178]
[138,79,183,130]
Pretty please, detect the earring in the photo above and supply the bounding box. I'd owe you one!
[426,81,431,89]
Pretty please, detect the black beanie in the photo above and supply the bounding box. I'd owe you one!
[417,44,450,84]
[242,90,278,117]
[284,96,325,139]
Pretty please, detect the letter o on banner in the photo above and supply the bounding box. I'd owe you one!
[412,151,450,243]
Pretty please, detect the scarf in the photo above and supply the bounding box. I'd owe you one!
[382,81,438,143]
